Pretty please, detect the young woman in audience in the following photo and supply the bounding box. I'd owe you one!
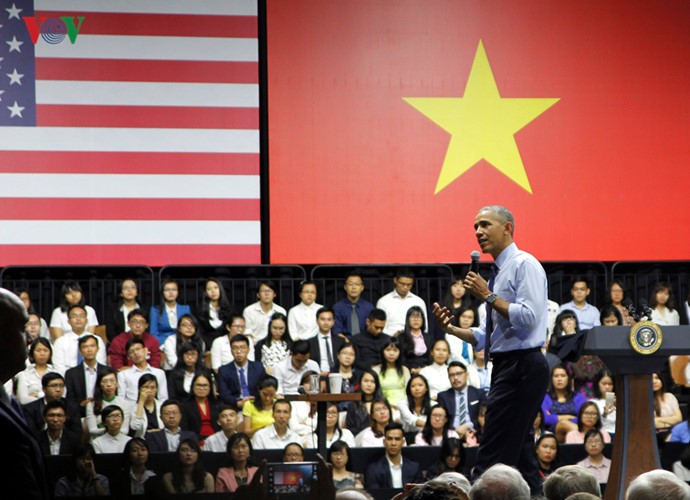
[92,405,131,454]
[254,312,291,375]
[162,439,215,494]
[215,433,258,493]
[49,281,99,340]
[110,437,162,497]
[565,401,611,444]
[86,367,132,438]
[24,311,44,345]
[591,369,616,435]
[443,275,473,318]
[345,369,383,436]
[17,289,50,339]
[150,279,191,345]
[335,343,359,398]
[166,342,213,400]
[15,337,55,405]
[419,339,452,399]
[304,403,356,449]
[106,278,142,341]
[535,434,559,479]
[242,375,278,437]
[599,305,623,327]
[355,398,392,447]
[398,374,432,433]
[542,364,587,442]
[576,429,611,484]
[161,314,206,370]
[373,337,410,409]
[182,373,220,442]
[445,305,477,366]
[55,444,110,497]
[604,280,634,326]
[650,282,680,326]
[130,374,163,437]
[396,305,433,372]
[653,372,682,434]
[415,404,459,446]
[329,441,364,489]
[423,438,466,480]
[198,277,234,348]
[287,280,322,341]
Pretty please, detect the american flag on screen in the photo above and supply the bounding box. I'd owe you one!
[0,0,260,266]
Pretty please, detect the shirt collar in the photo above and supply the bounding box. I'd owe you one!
[494,242,518,270]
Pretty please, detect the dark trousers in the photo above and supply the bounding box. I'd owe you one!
[472,349,549,494]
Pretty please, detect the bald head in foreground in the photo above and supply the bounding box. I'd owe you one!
[626,469,690,500]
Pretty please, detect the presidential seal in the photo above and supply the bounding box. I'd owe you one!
[629,321,663,355]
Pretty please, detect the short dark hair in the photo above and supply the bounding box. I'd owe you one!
[395,267,415,280]
[571,276,590,289]
[42,372,64,388]
[67,304,87,316]
[290,340,310,356]
[125,337,146,352]
[298,281,317,294]
[101,404,124,421]
[273,399,292,412]
[77,334,99,349]
[161,399,181,414]
[384,422,404,436]
[316,306,334,320]
[43,399,66,417]
[127,308,148,322]
[368,308,387,322]
[230,334,250,347]
[447,360,468,373]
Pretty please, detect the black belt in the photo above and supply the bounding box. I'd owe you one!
[490,347,541,362]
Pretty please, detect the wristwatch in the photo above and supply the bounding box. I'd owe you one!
[485,293,498,305]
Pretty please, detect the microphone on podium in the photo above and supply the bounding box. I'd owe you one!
[470,250,481,274]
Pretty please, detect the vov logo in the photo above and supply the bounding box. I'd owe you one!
[22,16,85,44]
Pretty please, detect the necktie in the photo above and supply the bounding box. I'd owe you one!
[484,264,499,357]
[239,367,250,397]
[456,391,467,428]
[324,336,334,368]
[461,340,469,364]
[350,303,360,335]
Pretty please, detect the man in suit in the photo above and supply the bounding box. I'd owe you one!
[65,334,109,417]
[309,306,346,374]
[365,422,421,490]
[0,287,51,499]
[22,372,82,438]
[37,400,82,456]
[437,361,486,441]
[217,334,266,408]
[145,399,197,452]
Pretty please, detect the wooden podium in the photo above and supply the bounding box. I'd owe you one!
[583,325,690,499]
[284,393,361,457]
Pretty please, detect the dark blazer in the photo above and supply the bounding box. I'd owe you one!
[145,428,198,452]
[437,385,486,431]
[22,397,82,438]
[308,332,346,372]
[166,366,213,401]
[37,428,82,456]
[181,398,221,439]
[217,360,266,407]
[64,362,110,417]
[364,454,421,490]
[396,331,435,370]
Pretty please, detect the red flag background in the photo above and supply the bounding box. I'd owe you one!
[267,0,690,264]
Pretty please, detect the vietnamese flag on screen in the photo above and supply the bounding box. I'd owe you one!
[283,471,303,485]
[267,0,690,264]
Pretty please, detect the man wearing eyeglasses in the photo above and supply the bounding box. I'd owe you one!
[217,334,266,408]
[107,309,162,370]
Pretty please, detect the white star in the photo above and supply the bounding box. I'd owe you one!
[7,68,23,85]
[0,56,4,69]
[0,89,5,102]
[6,4,23,20]
[6,36,23,53]
[7,101,24,118]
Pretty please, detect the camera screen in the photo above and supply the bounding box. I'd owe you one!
[265,462,318,495]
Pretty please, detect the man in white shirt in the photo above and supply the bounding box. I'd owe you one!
[202,405,238,452]
[559,277,601,331]
[210,314,248,371]
[364,423,421,489]
[287,281,323,341]
[117,338,168,403]
[52,305,107,374]
[252,400,300,449]
[272,340,320,395]
[92,405,131,454]
[243,281,287,344]
[376,268,428,335]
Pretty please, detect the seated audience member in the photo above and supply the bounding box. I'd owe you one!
[404,481,468,500]
[289,371,319,436]
[590,369,616,435]
[600,305,623,327]
[108,309,161,370]
[542,364,587,442]
[376,268,428,335]
[251,399,300,449]
[210,314,247,371]
[672,445,690,481]
[309,307,346,374]
[218,334,266,407]
[535,433,559,479]
[162,439,215,494]
[566,401,611,444]
[161,314,206,370]
[129,374,163,436]
[350,308,390,371]
[166,342,213,400]
[445,305,477,367]
[423,437,466,481]
[305,403,356,449]
[49,281,99,340]
[149,279,191,345]
[52,305,107,374]
[16,289,50,340]
[345,369,383,436]
[329,440,363,489]
[396,305,434,371]
[334,343,360,400]
[442,275,472,321]
[243,280,287,344]
[37,400,81,456]
[22,372,81,438]
[625,469,690,500]
[469,463,530,500]
[255,312,291,375]
[604,280,634,326]
[145,399,197,452]
[283,442,304,462]
[86,367,132,439]
[415,404,460,446]
[333,272,374,338]
[576,429,611,484]
[105,278,143,342]
[15,337,56,405]
[560,278,601,330]
[110,437,162,497]
[653,372,682,435]
[117,338,168,403]
[543,464,602,500]
[549,309,580,352]
[242,375,278,437]
[650,282,680,326]
[203,405,239,452]
[355,398,392,447]
[569,355,607,401]
[55,444,110,497]
[182,373,220,442]
[65,334,109,417]
[198,277,234,348]
[427,471,472,497]
[475,402,488,444]
[364,422,421,489]
[92,405,131,454]
[437,361,486,444]
[373,337,410,409]
[288,281,323,341]
[467,347,492,395]
[669,415,690,444]
[215,432,257,492]
[398,374,432,433]
[419,339,452,399]
[272,340,320,395]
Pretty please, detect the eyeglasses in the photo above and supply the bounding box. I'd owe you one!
[129,319,147,326]
[448,371,467,378]
[69,314,86,319]
[284,452,303,458]
[47,383,65,389]
[582,411,599,417]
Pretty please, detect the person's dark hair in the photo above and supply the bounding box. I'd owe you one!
[379,337,404,377]
[59,281,85,311]
[263,312,291,348]
[327,440,353,470]
[403,305,425,332]
[290,339,310,356]
[547,364,573,401]
[42,371,64,388]
[442,275,472,312]
[405,374,431,419]
[43,399,66,417]
[367,308,387,323]
[157,279,181,318]
[125,337,146,353]
[583,428,604,449]
[298,280,317,295]
[383,421,404,436]
[395,268,415,280]
[315,403,345,443]
[137,373,158,397]
[127,307,148,323]
[77,334,99,349]
[447,360,468,373]
[93,366,119,415]
[369,398,393,437]
[171,439,207,493]
[570,276,590,290]
[283,442,304,461]
[253,375,278,411]
[453,304,479,328]
[172,341,204,372]
[174,314,205,360]
[653,372,667,417]
[190,372,216,403]
[599,305,622,326]
[397,305,428,360]
[316,305,334,320]
[438,437,465,474]
[420,404,451,446]
[650,282,676,311]
[28,337,52,365]
[592,368,615,399]
[226,432,253,468]
[122,437,150,469]
[552,309,580,337]
[15,288,36,313]
[273,399,292,413]
[606,279,627,304]
[200,277,233,328]
[535,433,560,472]
[160,399,181,415]
[101,404,124,424]
[117,278,139,307]
[67,304,87,318]
[229,333,250,348]
[355,369,383,404]
[344,271,364,284]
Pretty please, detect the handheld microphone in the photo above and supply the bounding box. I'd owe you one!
[470,251,481,274]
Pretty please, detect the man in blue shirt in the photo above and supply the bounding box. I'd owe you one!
[433,205,549,495]
[560,277,601,330]
[333,272,374,337]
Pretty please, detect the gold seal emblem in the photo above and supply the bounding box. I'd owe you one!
[629,321,663,355]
